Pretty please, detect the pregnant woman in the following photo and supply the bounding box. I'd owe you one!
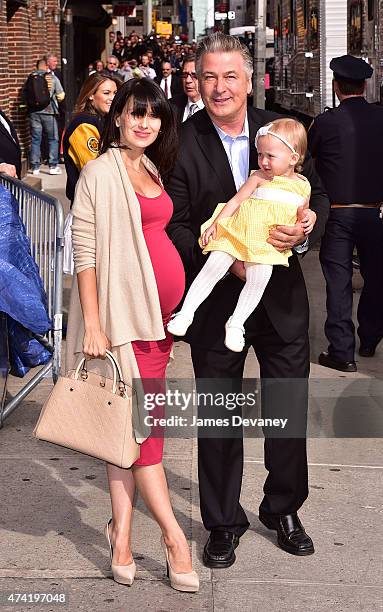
[65,77,198,592]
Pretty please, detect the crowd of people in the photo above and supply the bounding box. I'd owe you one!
[0,33,201,179]
[12,34,202,178]
[88,31,198,84]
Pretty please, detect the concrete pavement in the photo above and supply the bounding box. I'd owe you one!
[1,167,382,611]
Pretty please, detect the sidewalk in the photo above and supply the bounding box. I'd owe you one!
[1,168,382,611]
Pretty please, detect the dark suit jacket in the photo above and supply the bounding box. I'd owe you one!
[166,106,330,349]
[308,97,383,203]
[0,110,22,178]
[155,74,182,99]
[169,93,187,126]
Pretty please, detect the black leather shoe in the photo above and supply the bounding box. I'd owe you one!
[359,346,376,357]
[202,530,240,568]
[318,351,357,373]
[259,511,314,556]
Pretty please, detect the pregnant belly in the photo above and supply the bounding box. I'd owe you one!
[144,230,185,318]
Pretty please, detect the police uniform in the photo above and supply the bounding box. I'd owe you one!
[308,55,383,370]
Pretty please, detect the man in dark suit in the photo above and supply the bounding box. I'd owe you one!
[0,109,21,178]
[166,33,329,567]
[170,54,204,126]
[155,61,182,100]
[308,55,383,370]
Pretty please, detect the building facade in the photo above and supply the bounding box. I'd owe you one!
[0,0,61,164]
[193,0,215,38]
[272,0,383,119]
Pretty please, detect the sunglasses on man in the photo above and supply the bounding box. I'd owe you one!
[180,71,198,80]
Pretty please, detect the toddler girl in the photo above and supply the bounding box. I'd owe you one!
[167,118,316,351]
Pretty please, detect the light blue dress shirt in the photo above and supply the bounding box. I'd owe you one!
[213,116,249,191]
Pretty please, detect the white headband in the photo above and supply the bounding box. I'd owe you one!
[255,124,298,155]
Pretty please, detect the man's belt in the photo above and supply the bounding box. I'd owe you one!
[330,202,383,218]
[330,203,383,208]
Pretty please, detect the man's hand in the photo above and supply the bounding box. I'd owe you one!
[229,260,246,281]
[0,163,17,178]
[267,222,306,252]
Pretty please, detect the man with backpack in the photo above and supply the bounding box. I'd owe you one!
[25,58,65,175]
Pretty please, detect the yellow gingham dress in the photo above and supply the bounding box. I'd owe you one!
[200,174,311,267]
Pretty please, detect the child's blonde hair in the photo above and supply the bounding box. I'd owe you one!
[262,118,307,172]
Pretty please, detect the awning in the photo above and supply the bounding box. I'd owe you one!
[66,0,112,27]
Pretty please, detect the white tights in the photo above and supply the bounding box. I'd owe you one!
[180,251,273,327]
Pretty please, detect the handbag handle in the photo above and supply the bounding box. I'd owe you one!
[74,350,125,395]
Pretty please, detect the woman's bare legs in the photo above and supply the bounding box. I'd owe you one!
[106,462,192,572]
[133,463,192,572]
[106,464,135,565]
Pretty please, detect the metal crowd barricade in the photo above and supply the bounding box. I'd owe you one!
[0,173,64,426]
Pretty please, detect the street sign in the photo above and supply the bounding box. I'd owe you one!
[228,11,235,19]
[156,21,172,36]
[215,11,227,20]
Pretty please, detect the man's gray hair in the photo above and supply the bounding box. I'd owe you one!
[195,32,253,78]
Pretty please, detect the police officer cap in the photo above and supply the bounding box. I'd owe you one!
[330,55,373,82]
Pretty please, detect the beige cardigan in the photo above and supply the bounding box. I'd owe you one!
[65,147,166,441]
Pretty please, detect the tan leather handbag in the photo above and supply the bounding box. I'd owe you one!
[33,350,140,468]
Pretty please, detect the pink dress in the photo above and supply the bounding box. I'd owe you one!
[132,189,185,466]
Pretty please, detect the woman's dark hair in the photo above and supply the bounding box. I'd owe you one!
[73,73,121,116]
[99,77,178,180]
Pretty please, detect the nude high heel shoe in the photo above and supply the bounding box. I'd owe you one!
[104,519,136,586]
[160,536,199,592]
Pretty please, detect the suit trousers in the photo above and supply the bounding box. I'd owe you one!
[191,302,309,537]
[320,208,383,362]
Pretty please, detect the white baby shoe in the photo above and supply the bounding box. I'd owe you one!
[224,317,245,352]
[167,312,194,336]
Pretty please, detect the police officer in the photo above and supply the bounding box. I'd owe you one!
[308,55,383,372]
